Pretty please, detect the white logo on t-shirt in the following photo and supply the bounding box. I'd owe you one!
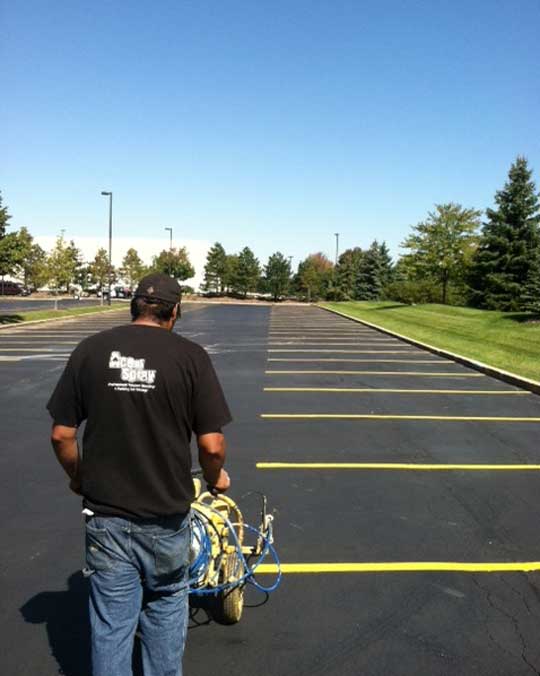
[108,351,157,392]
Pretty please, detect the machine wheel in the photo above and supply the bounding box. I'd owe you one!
[212,552,244,625]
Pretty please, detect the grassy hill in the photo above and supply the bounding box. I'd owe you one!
[321,302,540,382]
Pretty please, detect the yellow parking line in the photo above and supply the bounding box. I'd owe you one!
[263,387,527,394]
[267,349,418,353]
[266,370,484,377]
[267,358,447,364]
[256,462,540,470]
[255,562,540,574]
[261,414,540,421]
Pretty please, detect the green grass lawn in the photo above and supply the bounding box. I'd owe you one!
[0,304,126,325]
[321,301,540,382]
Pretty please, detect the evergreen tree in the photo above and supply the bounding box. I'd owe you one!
[378,241,394,289]
[468,157,540,311]
[0,191,11,238]
[222,254,239,293]
[264,251,291,301]
[234,247,260,297]
[334,248,363,300]
[203,242,227,293]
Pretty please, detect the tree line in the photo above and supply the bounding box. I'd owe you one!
[0,208,195,293]
[2,155,539,310]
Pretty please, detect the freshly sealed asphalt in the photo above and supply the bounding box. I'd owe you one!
[2,303,540,675]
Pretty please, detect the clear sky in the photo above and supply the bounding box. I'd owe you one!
[2,0,539,272]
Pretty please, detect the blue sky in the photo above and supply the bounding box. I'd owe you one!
[2,0,539,271]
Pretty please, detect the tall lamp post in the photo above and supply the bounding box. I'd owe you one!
[334,232,340,266]
[164,227,173,276]
[101,191,113,305]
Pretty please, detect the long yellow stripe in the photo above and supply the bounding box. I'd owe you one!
[266,370,484,377]
[267,358,447,364]
[261,413,540,421]
[263,387,526,395]
[256,462,540,470]
[267,349,418,353]
[256,562,540,574]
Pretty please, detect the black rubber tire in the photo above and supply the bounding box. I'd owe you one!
[212,553,244,625]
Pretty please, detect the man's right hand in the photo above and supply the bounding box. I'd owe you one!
[207,468,230,494]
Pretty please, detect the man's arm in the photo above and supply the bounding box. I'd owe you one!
[51,424,82,495]
[197,432,230,493]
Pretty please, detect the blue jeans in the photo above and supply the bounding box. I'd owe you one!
[85,512,191,676]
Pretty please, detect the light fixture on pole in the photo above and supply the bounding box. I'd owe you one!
[101,191,113,305]
[334,232,340,266]
[164,227,173,276]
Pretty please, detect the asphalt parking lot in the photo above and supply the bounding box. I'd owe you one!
[3,303,540,675]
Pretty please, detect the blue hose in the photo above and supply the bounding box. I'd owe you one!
[188,506,281,596]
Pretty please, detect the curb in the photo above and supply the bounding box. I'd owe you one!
[0,305,127,331]
[319,305,540,396]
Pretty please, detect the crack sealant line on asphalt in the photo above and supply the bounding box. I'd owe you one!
[319,305,540,396]
[255,562,540,574]
[256,462,540,470]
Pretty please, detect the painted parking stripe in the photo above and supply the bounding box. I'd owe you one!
[261,414,540,422]
[267,349,420,353]
[256,462,540,470]
[255,562,540,574]
[266,370,484,377]
[267,358,449,364]
[263,387,527,395]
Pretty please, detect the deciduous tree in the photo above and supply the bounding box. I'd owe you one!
[151,247,195,281]
[401,203,481,304]
[120,248,146,289]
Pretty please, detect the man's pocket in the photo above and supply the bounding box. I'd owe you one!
[85,521,118,573]
[152,519,191,581]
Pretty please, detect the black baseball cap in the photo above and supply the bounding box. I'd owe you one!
[133,273,182,304]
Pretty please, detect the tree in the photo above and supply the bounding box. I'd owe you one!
[355,241,386,300]
[120,248,146,289]
[90,248,110,292]
[203,242,228,293]
[222,254,239,293]
[151,247,195,281]
[0,232,25,279]
[13,227,48,289]
[264,252,291,301]
[0,191,11,238]
[46,236,82,292]
[468,157,540,311]
[333,248,364,300]
[378,241,394,290]
[297,253,334,301]
[401,203,481,304]
[234,247,260,297]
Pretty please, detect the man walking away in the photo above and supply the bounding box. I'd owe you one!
[47,273,232,676]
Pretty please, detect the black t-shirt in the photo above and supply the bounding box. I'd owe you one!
[47,324,232,518]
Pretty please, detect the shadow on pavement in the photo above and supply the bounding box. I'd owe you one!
[20,571,146,676]
[0,314,24,324]
[20,572,91,676]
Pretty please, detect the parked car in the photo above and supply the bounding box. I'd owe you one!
[0,281,23,296]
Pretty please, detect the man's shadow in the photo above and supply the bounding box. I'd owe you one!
[20,571,144,676]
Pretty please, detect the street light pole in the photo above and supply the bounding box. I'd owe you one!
[101,191,113,306]
[164,227,173,276]
[334,232,340,266]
